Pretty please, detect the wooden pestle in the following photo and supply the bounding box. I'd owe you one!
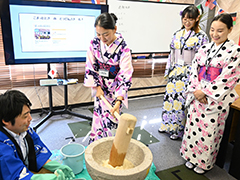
[100,95,137,167]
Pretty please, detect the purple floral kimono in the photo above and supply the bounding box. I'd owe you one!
[159,29,209,137]
[84,33,133,144]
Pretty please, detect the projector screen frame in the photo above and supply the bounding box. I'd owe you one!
[0,0,108,65]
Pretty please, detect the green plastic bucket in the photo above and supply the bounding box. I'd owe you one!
[60,143,85,174]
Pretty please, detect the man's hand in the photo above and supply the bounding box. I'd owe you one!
[43,160,75,179]
[31,172,65,180]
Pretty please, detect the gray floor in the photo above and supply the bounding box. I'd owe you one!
[31,95,236,180]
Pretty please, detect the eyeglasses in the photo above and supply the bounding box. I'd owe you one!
[182,18,195,23]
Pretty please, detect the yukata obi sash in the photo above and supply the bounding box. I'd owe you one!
[198,66,222,82]
[96,60,120,79]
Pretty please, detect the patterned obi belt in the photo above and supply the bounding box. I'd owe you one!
[198,66,222,82]
[96,60,120,79]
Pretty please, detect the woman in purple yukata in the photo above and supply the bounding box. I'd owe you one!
[84,12,133,144]
[181,13,240,174]
[158,5,209,140]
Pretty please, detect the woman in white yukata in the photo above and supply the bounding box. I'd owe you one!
[158,5,209,140]
[181,13,240,174]
[84,12,133,144]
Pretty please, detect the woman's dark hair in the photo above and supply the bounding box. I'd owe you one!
[211,13,233,29]
[181,5,200,33]
[94,12,118,30]
[0,90,32,126]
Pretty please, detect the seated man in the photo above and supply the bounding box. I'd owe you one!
[0,90,75,180]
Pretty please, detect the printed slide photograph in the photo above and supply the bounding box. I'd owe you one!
[19,13,95,52]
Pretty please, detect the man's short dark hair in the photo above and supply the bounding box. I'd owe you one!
[0,90,32,126]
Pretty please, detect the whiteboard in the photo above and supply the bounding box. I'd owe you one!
[108,0,192,53]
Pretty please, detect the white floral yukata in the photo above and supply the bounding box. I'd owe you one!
[180,40,240,170]
[160,28,209,137]
[84,33,133,144]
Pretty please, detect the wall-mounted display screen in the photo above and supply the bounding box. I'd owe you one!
[0,0,108,64]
